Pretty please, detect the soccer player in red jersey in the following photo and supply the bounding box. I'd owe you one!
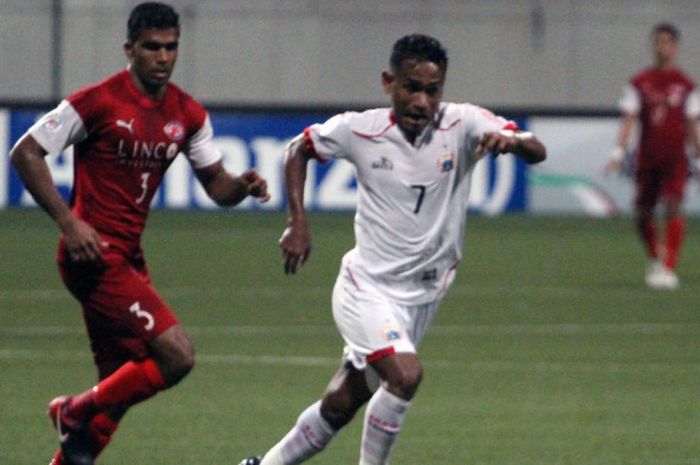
[606,23,700,290]
[10,3,270,464]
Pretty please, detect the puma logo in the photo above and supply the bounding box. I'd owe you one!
[116,118,135,134]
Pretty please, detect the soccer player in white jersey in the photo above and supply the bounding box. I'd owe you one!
[240,34,546,465]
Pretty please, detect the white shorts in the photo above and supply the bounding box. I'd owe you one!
[332,264,441,371]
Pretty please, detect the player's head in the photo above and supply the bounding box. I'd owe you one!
[382,34,448,142]
[127,2,180,43]
[124,2,180,96]
[651,23,679,67]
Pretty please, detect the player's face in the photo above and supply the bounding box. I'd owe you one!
[124,28,179,97]
[652,31,678,66]
[383,59,445,142]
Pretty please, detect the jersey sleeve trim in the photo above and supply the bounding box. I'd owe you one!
[618,84,640,115]
[686,89,700,118]
[186,114,222,169]
[501,121,519,131]
[303,126,326,163]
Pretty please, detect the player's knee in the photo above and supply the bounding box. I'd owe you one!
[386,364,423,400]
[150,325,196,385]
[169,342,195,383]
[153,335,195,385]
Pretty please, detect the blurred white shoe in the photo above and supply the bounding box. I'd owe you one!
[646,260,679,290]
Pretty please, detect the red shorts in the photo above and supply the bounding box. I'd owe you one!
[57,244,178,374]
[635,164,688,208]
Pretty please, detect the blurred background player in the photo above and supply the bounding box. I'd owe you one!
[606,23,700,289]
[10,2,269,465]
[240,34,545,465]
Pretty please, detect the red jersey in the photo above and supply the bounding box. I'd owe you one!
[619,67,700,169]
[28,69,221,256]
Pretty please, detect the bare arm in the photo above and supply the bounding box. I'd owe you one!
[278,136,313,275]
[686,117,700,173]
[476,130,547,164]
[10,135,105,262]
[616,113,638,148]
[605,113,638,173]
[194,161,270,207]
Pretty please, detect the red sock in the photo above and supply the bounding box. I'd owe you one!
[94,359,167,411]
[89,413,120,458]
[65,359,166,421]
[49,449,62,465]
[665,217,685,270]
[636,217,658,259]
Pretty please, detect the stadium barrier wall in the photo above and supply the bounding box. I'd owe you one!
[2,107,698,216]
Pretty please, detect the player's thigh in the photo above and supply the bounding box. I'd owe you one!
[60,256,178,369]
[148,324,194,367]
[404,300,441,349]
[332,279,416,370]
[635,168,663,209]
[660,165,688,214]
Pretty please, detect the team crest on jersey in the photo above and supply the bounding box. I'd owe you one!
[437,152,456,173]
[163,120,185,141]
[42,113,62,133]
[381,323,404,343]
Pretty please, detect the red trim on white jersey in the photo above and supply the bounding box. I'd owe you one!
[351,112,396,140]
[366,346,396,364]
[345,262,363,292]
[351,122,395,140]
[436,262,459,301]
[464,103,518,130]
[303,127,326,163]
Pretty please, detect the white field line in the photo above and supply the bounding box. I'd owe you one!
[1,348,699,374]
[0,348,339,367]
[0,286,328,301]
[0,282,660,302]
[1,323,699,338]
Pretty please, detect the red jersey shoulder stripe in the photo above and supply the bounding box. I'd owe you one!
[351,112,395,139]
[303,127,326,163]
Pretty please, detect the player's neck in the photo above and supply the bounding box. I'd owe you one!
[128,68,167,100]
[654,60,675,71]
[402,130,417,145]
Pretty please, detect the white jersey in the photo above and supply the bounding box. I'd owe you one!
[304,102,515,304]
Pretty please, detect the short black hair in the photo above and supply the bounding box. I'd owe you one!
[390,34,448,74]
[652,22,680,41]
[127,2,180,43]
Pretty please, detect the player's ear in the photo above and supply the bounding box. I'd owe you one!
[124,40,134,60]
[382,71,395,94]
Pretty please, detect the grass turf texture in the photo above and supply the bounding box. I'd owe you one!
[1,209,699,465]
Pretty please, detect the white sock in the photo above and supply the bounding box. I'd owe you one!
[359,387,412,465]
[260,401,336,465]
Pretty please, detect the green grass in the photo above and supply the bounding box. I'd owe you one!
[1,209,699,465]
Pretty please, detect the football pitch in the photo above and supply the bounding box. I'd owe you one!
[1,209,699,465]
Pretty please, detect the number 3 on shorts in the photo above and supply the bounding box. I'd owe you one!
[130,301,155,331]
